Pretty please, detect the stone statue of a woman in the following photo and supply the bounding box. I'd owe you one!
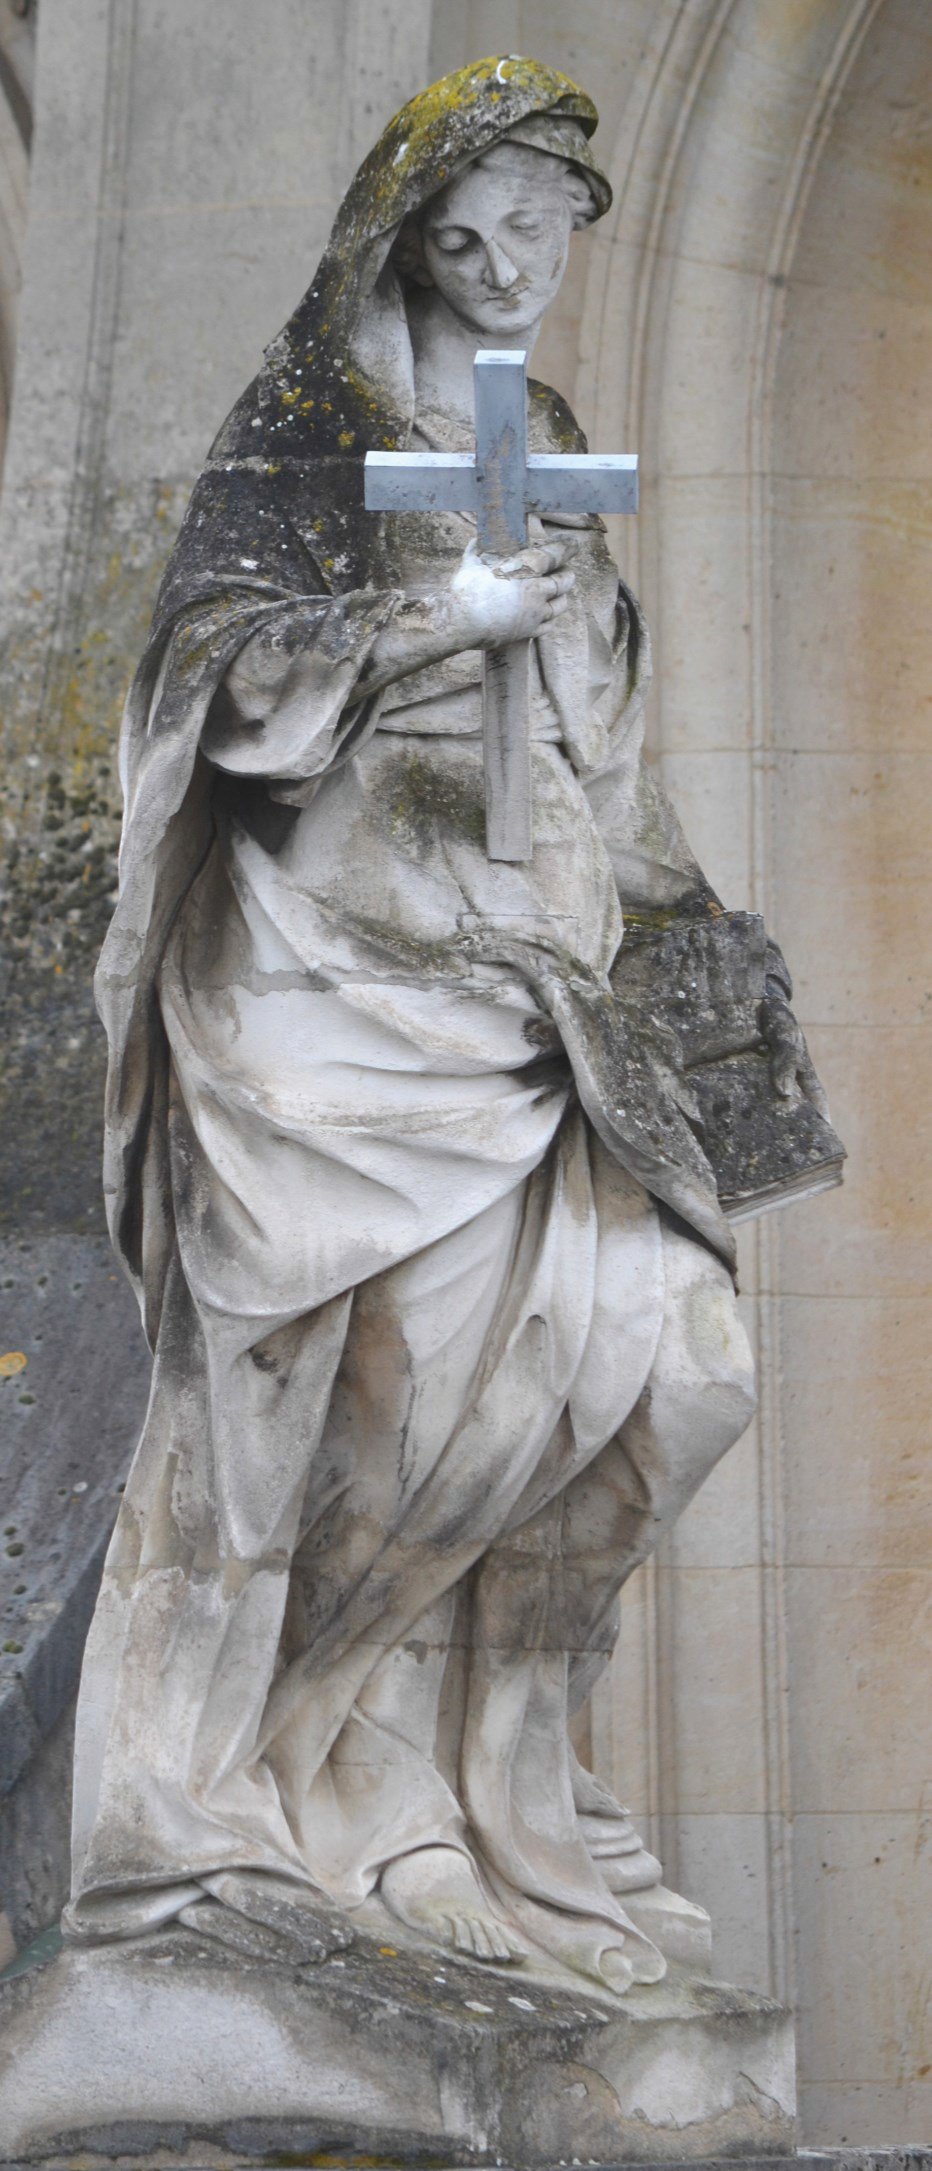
[63,55,825,2002]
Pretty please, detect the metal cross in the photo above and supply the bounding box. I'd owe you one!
[364,349,638,862]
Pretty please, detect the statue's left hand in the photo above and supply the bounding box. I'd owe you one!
[759,947,830,1118]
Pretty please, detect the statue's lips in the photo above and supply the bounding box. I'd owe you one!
[469,287,537,320]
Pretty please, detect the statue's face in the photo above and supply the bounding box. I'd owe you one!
[418,147,576,337]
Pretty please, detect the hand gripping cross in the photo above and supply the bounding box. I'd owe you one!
[364,349,638,862]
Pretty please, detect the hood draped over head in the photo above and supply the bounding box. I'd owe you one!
[98,59,615,1332]
[260,55,610,457]
[157,55,612,621]
[154,52,608,629]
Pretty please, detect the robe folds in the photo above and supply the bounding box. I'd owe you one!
[67,57,751,1994]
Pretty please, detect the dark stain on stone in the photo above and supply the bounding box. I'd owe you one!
[382,747,486,857]
[0,479,187,1236]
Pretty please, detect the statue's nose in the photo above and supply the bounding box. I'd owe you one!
[484,238,519,290]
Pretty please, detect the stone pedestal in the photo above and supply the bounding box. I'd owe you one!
[0,1925,795,2167]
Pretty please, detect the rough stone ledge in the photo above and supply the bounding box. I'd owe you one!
[0,2148,930,2171]
[0,1929,796,2169]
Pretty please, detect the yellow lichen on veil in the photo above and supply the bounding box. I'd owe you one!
[346,52,597,244]
[244,53,611,597]
[261,52,606,460]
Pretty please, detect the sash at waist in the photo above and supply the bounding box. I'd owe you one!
[377,685,562,743]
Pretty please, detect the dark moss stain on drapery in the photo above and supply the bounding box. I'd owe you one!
[0,54,609,1235]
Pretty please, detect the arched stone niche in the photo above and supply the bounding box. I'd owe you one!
[0,0,34,464]
[557,0,931,2145]
[0,0,928,2148]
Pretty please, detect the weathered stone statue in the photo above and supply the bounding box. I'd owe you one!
[0,56,842,2165]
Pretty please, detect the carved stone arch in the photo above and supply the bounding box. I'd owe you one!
[0,0,33,466]
[580,0,887,733]
[575,0,932,2142]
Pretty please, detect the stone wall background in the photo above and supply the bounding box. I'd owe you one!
[0,0,929,2147]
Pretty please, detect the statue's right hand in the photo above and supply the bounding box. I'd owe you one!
[448,538,574,649]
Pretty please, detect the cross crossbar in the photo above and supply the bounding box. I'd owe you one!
[363,450,639,521]
[364,350,638,861]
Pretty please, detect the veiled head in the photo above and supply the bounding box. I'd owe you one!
[259,58,611,472]
[395,141,599,340]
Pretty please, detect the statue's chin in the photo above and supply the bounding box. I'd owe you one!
[452,297,549,340]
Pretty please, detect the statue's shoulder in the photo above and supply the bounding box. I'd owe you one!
[205,376,264,463]
[527,379,588,455]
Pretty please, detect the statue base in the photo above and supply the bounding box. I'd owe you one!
[0,1922,795,2167]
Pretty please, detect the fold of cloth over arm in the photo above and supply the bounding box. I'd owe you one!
[201,590,404,801]
[578,577,718,916]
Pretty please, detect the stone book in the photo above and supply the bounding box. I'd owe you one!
[614,909,846,1221]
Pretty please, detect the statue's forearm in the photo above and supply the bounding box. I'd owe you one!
[351,589,477,700]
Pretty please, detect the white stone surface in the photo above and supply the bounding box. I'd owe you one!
[66,73,776,2011]
[0,0,928,2148]
[569,0,932,2141]
[0,1932,795,2166]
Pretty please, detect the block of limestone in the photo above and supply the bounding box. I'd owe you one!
[0,1921,795,2167]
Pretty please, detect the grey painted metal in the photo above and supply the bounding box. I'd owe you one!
[482,637,532,861]
[473,353,533,859]
[363,450,477,514]
[526,453,639,516]
[472,348,528,555]
[364,349,639,862]
[362,447,638,518]
[364,449,640,520]
[362,445,638,521]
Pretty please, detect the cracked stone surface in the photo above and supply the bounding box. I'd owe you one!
[0,1933,795,2167]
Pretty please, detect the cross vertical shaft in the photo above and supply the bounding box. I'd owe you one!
[363,349,638,865]
[473,351,532,861]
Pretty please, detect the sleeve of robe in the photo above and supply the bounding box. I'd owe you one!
[582,586,720,917]
[199,595,402,798]
[534,524,718,917]
[201,503,716,916]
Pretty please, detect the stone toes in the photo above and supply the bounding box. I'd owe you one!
[471,1917,496,1960]
[448,1910,520,1962]
[468,1914,527,1964]
[452,1914,477,1955]
[481,1919,523,1963]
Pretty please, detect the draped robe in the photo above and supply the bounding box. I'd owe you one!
[66,58,747,1994]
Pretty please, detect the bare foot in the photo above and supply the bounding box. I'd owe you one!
[381,1845,527,1965]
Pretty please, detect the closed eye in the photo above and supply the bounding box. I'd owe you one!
[429,227,473,255]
